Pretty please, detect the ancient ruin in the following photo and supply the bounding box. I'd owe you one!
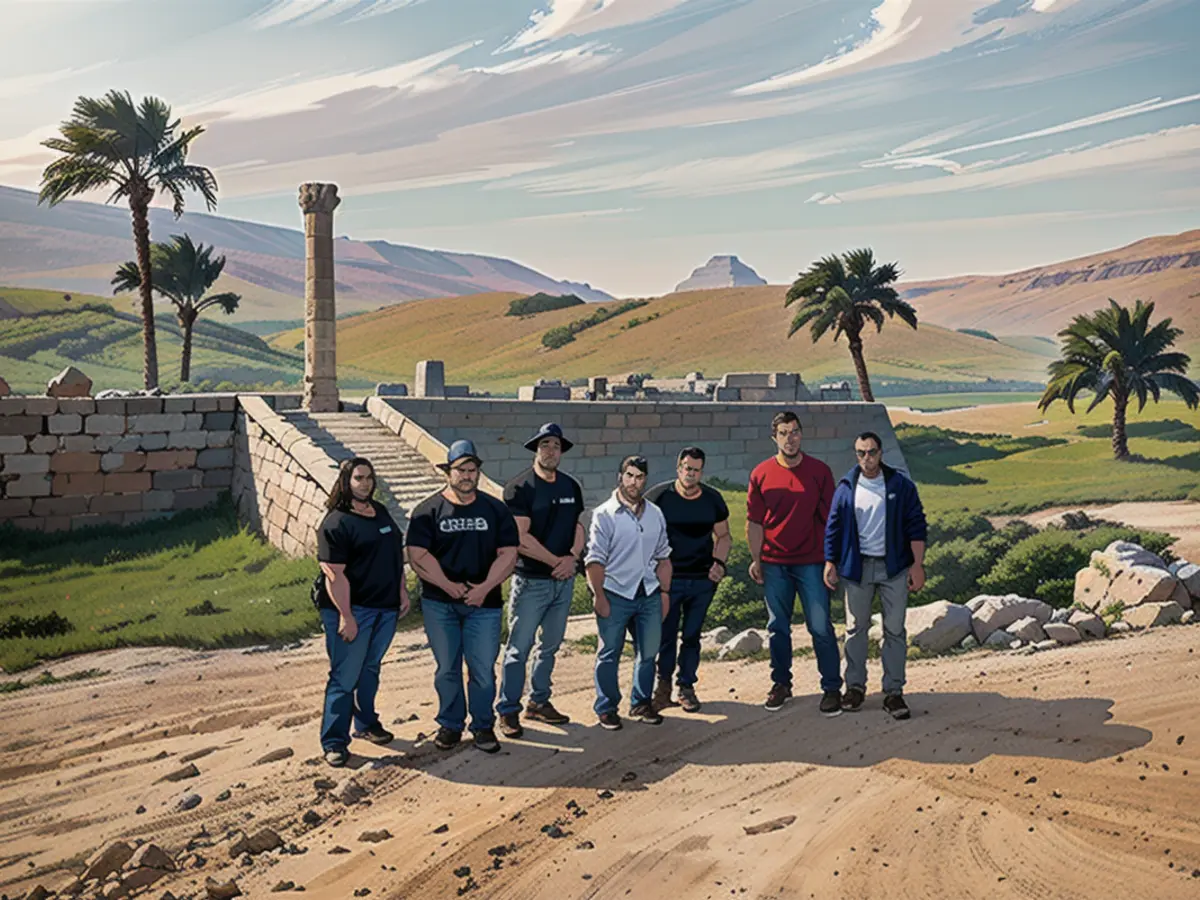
[298,183,341,413]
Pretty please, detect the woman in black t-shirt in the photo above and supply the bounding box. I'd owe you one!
[316,457,410,767]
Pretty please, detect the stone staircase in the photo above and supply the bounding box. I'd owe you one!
[282,409,443,527]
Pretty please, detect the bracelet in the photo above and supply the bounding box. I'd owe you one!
[714,560,727,570]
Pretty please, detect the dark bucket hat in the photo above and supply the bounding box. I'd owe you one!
[524,422,574,453]
[437,438,483,471]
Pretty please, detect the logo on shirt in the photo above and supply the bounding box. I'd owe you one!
[554,497,576,505]
[379,526,393,534]
[440,516,490,533]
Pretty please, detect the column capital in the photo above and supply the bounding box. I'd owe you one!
[298,182,341,215]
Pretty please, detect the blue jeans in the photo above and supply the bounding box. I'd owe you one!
[319,606,399,751]
[762,563,842,693]
[658,577,716,688]
[594,588,662,715]
[497,575,575,716]
[423,600,503,734]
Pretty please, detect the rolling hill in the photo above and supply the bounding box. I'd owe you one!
[269,286,1051,394]
[0,184,612,324]
[902,230,1200,357]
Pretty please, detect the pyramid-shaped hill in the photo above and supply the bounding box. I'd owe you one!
[673,255,767,292]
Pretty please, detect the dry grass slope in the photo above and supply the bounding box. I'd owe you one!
[271,287,1050,392]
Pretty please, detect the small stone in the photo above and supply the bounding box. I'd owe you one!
[576,840,595,850]
[229,828,283,858]
[329,846,351,854]
[353,890,372,897]
[454,866,472,878]
[205,877,243,900]
[159,763,201,783]
[337,778,369,805]
[433,824,449,834]
[216,789,231,802]
[302,810,322,826]
[359,830,392,843]
[272,881,295,892]
[178,793,202,811]
[743,815,797,836]
[313,777,337,791]
[597,789,614,799]
[136,805,146,815]
[621,772,637,782]
[129,843,176,871]
[254,747,295,766]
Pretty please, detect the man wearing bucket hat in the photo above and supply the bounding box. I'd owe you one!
[406,439,520,754]
[495,423,586,739]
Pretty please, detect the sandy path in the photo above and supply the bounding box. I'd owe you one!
[4,626,1200,899]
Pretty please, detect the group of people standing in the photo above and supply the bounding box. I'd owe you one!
[313,412,927,767]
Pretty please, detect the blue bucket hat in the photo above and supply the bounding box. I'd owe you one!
[524,422,574,453]
[438,438,483,471]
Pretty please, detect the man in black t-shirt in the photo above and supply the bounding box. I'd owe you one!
[406,440,520,754]
[496,423,585,739]
[644,447,731,713]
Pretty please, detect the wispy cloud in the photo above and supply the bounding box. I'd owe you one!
[502,0,693,51]
[736,0,921,95]
[0,62,111,101]
[249,0,427,29]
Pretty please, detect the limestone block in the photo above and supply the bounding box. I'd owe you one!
[154,469,204,490]
[1106,565,1178,608]
[60,434,95,452]
[129,413,187,433]
[168,430,209,450]
[46,365,92,399]
[906,600,972,654]
[1043,622,1082,644]
[29,434,57,453]
[2,454,50,475]
[970,594,1053,641]
[163,396,195,413]
[1073,565,1110,611]
[104,473,152,493]
[25,397,58,415]
[85,414,126,435]
[0,416,43,436]
[1123,601,1184,629]
[52,473,105,496]
[1067,610,1106,639]
[1008,616,1047,643]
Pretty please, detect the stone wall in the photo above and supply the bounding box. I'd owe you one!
[376,398,904,505]
[0,394,240,532]
[233,394,339,559]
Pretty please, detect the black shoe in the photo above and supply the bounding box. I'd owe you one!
[820,690,843,717]
[677,685,701,713]
[841,687,865,713]
[629,703,664,725]
[352,724,395,745]
[498,712,524,739]
[323,748,349,768]
[474,729,501,754]
[524,701,570,725]
[764,683,792,711]
[883,693,911,720]
[597,711,623,731]
[652,678,677,711]
[434,726,462,750]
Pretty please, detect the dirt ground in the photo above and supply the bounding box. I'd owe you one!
[4,623,1200,900]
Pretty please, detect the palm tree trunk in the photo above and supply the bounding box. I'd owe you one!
[1111,390,1129,460]
[129,188,158,390]
[180,310,195,384]
[847,337,874,402]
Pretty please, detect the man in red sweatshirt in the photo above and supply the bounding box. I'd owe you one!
[747,411,842,715]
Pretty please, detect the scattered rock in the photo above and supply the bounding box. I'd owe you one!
[329,846,351,854]
[359,830,392,843]
[205,877,243,900]
[158,763,200,783]
[118,866,171,894]
[970,595,1052,641]
[596,789,614,799]
[1123,601,1184,629]
[1107,566,1179,608]
[1032,639,1059,652]
[454,866,471,877]
[1008,616,1047,644]
[337,778,369,805]
[302,810,322,826]
[216,789,231,802]
[84,842,135,881]
[433,824,449,834]
[1109,620,1132,634]
[743,815,797,836]
[1074,565,1111,612]
[178,793,202,811]
[1043,622,1082,645]
[254,748,295,766]
[702,626,733,647]
[718,628,763,659]
[0,376,9,397]
[907,601,972,654]
[272,881,295,892]
[229,828,283,858]
[621,772,637,782]
[983,629,1014,649]
[1096,540,1168,571]
[313,777,337,791]
[1050,607,1073,624]
[1170,562,1200,600]
[354,890,371,897]
[129,844,176,872]
[135,805,146,815]
[576,840,595,850]
[959,634,980,651]
[25,885,51,900]
[46,365,92,398]
[1067,610,1105,640]
[1182,609,1196,626]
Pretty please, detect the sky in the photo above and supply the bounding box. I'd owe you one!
[0,0,1197,296]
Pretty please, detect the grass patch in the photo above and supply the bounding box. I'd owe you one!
[0,498,325,673]
[886,392,1044,411]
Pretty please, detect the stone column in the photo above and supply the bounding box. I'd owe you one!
[299,183,341,412]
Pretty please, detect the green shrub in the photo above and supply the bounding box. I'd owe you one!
[979,525,1175,605]
[912,521,1034,605]
[957,328,998,341]
[926,510,993,544]
[506,293,584,317]
[1035,578,1075,607]
[540,300,649,349]
[707,544,765,631]
[542,326,576,349]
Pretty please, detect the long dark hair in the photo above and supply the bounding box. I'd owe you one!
[326,457,376,512]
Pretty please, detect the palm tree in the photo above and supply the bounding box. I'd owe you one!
[113,235,241,383]
[1039,299,1197,460]
[38,91,218,389]
[785,248,917,402]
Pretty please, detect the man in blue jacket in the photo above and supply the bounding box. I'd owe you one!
[823,431,927,720]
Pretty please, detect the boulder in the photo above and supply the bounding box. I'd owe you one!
[960,635,980,651]
[83,841,134,881]
[964,595,993,613]
[128,843,175,872]
[983,629,1014,648]
[1050,607,1072,624]
[115,867,170,896]
[1073,566,1110,612]
[907,601,972,654]
[1095,540,1168,571]
[1109,620,1132,634]
[1123,601,1184,630]
[0,376,9,397]
[970,595,1052,641]
[1008,616,1046,643]
[1067,610,1105,640]
[1043,622,1082,645]
[205,878,242,900]
[229,828,283,858]
[868,621,883,644]
[718,629,764,660]
[46,365,92,398]
[1106,565,1178,608]
[701,626,733,648]
[1170,562,1200,600]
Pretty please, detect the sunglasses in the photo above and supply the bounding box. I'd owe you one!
[855,448,881,458]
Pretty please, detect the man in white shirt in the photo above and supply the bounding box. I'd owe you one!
[585,455,673,731]
[823,432,927,720]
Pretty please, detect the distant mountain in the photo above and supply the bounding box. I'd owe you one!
[0,185,613,323]
[673,255,767,292]
[901,230,1200,358]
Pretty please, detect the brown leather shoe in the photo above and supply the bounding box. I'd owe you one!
[652,677,677,711]
[524,701,570,725]
[498,712,524,739]
[677,685,701,713]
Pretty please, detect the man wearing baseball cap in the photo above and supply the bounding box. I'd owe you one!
[496,423,585,739]
[406,439,520,754]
